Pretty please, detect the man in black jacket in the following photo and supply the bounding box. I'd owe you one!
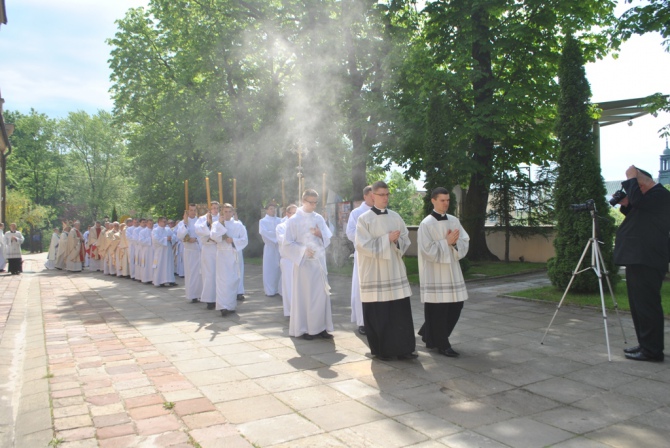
[613,165,670,362]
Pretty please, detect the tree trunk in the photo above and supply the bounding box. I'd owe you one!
[463,6,498,261]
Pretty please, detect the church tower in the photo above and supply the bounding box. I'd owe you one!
[659,137,670,186]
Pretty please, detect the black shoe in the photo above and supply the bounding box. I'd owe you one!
[625,351,664,362]
[438,347,460,358]
[221,309,234,317]
[237,294,245,301]
[206,302,215,310]
[358,326,366,335]
[302,333,314,341]
[191,298,200,303]
[319,330,334,339]
[398,353,419,360]
[374,354,393,361]
[623,345,641,354]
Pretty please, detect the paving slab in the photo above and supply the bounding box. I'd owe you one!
[4,254,670,446]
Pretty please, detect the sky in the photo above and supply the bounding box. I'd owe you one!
[0,0,669,183]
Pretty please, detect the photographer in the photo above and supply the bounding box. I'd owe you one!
[613,166,670,362]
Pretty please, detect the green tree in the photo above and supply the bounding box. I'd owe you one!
[381,1,616,260]
[58,111,131,223]
[5,109,64,207]
[547,35,617,292]
[5,189,54,235]
[367,169,423,225]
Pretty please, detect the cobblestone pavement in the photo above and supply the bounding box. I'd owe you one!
[1,253,670,447]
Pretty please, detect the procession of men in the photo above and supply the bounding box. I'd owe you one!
[25,184,471,361]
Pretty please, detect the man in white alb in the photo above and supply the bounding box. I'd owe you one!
[283,190,334,340]
[152,217,177,287]
[209,204,248,316]
[346,185,373,335]
[276,204,297,317]
[260,203,282,296]
[177,204,203,303]
[195,201,220,310]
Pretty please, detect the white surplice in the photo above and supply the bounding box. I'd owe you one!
[418,213,470,303]
[138,226,153,282]
[176,219,202,301]
[194,214,219,304]
[152,225,176,286]
[276,216,292,316]
[235,219,247,295]
[45,231,59,269]
[259,214,282,296]
[283,207,333,337]
[346,202,371,326]
[209,219,248,311]
[355,209,412,302]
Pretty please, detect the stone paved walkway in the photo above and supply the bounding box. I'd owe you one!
[1,253,670,447]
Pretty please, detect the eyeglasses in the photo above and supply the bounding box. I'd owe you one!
[374,193,391,197]
[305,200,318,205]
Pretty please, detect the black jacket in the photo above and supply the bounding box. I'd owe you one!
[613,179,670,272]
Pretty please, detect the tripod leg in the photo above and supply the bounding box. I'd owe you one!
[594,243,627,345]
[541,239,592,345]
[592,249,612,361]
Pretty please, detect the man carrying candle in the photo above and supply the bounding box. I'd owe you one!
[195,201,220,310]
[177,203,203,303]
[208,203,248,316]
[259,203,282,297]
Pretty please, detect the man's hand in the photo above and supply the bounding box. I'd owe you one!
[446,229,460,246]
[311,227,322,238]
[306,248,315,258]
[625,165,638,180]
[167,235,172,242]
[388,230,400,243]
[619,197,629,207]
[225,237,233,244]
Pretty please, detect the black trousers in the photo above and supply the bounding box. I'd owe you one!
[625,264,665,357]
[418,302,464,350]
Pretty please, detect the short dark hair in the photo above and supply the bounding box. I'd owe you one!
[188,203,196,207]
[431,187,450,199]
[302,189,318,199]
[372,181,388,192]
[363,185,373,196]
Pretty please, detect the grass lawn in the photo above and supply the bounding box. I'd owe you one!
[509,279,670,316]
[246,256,546,284]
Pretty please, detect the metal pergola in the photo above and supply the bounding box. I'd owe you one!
[593,96,668,163]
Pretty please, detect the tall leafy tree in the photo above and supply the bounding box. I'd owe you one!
[381,1,616,260]
[5,109,64,207]
[547,35,617,292]
[59,110,131,223]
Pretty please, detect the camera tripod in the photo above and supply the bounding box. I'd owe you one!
[541,208,627,361]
